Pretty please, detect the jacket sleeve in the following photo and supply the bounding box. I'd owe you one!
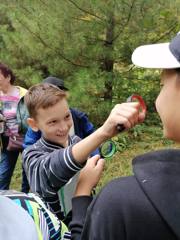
[69,196,93,240]
[22,142,84,199]
[23,127,41,149]
[70,179,127,240]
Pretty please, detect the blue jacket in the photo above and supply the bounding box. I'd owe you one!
[23,108,99,156]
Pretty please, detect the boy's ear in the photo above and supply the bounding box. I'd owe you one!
[27,118,39,132]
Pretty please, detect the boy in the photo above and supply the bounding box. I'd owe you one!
[23,76,98,151]
[23,83,144,222]
[23,76,99,216]
[69,33,180,240]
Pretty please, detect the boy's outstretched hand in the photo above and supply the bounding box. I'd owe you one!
[100,102,146,139]
[74,155,105,196]
[72,101,146,164]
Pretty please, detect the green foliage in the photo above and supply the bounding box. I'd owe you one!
[96,124,179,191]
[68,68,114,125]
[0,0,179,123]
[111,123,167,154]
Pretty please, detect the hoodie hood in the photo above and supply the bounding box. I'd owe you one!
[133,149,180,238]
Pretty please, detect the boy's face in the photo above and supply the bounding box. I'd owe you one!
[30,98,73,147]
[155,69,180,141]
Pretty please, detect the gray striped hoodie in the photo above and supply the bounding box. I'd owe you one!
[22,135,83,220]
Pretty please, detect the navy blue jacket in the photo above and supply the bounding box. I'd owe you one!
[70,149,180,240]
[23,108,99,156]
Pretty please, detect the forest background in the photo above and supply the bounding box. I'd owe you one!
[1,0,180,189]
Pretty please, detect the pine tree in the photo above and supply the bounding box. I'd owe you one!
[0,0,179,124]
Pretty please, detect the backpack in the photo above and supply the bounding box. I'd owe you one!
[0,190,70,240]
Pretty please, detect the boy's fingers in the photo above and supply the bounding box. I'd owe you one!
[116,102,145,126]
[115,116,134,130]
[87,155,105,172]
[87,155,101,166]
[116,102,139,109]
[138,111,146,123]
[95,158,105,170]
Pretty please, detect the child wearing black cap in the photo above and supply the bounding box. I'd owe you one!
[69,33,180,240]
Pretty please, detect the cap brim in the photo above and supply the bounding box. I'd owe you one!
[132,42,180,69]
[59,86,68,91]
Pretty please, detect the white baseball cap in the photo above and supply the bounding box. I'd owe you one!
[132,33,180,69]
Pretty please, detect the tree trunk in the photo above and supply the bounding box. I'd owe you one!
[102,12,114,101]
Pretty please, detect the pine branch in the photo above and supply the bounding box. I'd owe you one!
[15,17,89,68]
[66,0,104,22]
[113,0,136,41]
[151,23,178,43]
[112,0,136,42]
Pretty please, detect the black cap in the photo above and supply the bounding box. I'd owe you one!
[42,76,68,91]
[169,33,180,63]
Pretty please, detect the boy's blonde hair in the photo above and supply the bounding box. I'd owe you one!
[25,83,67,119]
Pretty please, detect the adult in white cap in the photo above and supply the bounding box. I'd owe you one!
[69,33,180,240]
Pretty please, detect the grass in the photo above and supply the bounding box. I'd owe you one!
[97,124,180,191]
[10,154,22,191]
[10,125,180,192]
